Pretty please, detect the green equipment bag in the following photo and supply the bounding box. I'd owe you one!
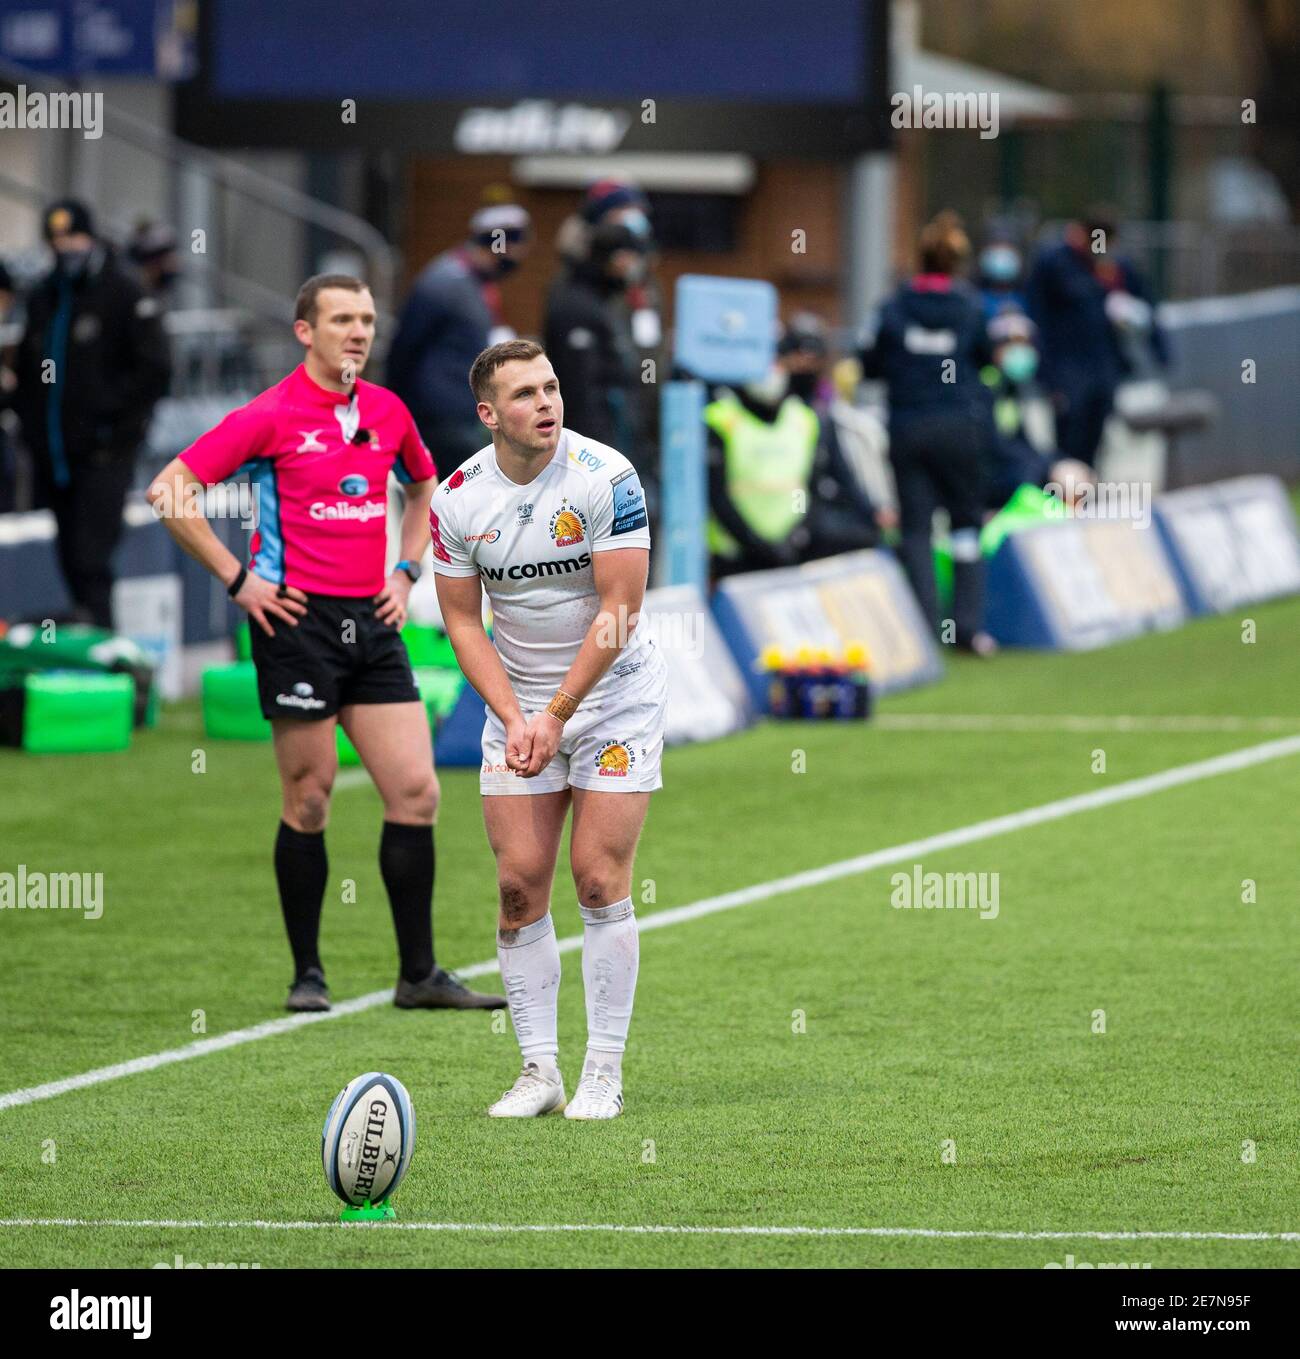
[202,662,271,742]
[0,623,157,728]
[0,670,133,754]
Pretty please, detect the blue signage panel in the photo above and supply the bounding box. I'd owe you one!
[985,517,1186,650]
[1154,475,1300,616]
[207,0,868,103]
[712,549,944,706]
[0,1,194,78]
[673,274,778,386]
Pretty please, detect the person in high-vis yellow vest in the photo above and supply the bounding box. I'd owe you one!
[705,375,820,576]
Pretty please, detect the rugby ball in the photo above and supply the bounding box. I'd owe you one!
[321,1072,415,1206]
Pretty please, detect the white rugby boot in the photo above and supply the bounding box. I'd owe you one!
[487,1062,567,1118]
[564,1066,624,1121]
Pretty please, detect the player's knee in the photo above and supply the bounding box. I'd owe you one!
[292,789,331,833]
[575,866,626,911]
[497,873,545,926]
[393,770,438,824]
[284,771,333,832]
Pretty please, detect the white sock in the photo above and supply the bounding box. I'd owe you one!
[579,896,638,1082]
[497,912,560,1079]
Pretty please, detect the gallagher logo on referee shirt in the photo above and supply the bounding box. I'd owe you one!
[339,475,368,497]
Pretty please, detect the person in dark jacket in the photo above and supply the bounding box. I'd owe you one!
[860,211,997,654]
[12,200,171,627]
[1024,208,1168,466]
[386,203,532,466]
[543,220,649,458]
[0,257,16,513]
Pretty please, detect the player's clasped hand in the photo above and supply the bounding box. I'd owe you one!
[234,572,308,635]
[505,711,564,778]
[373,571,412,629]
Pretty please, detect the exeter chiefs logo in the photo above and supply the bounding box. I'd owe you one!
[549,502,587,548]
[594,742,635,777]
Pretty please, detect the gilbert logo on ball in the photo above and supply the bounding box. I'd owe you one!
[322,1072,415,1208]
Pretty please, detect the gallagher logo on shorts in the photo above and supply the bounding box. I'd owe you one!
[339,474,368,497]
[594,741,635,777]
[276,681,327,711]
[550,503,587,547]
[464,528,501,544]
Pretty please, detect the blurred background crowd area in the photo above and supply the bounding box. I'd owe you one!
[0,0,1297,604]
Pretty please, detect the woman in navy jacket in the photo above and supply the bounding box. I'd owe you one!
[860,212,997,655]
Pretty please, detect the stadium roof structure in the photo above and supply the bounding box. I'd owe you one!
[901,48,1073,125]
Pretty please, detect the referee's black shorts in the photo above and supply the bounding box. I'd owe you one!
[249,593,419,721]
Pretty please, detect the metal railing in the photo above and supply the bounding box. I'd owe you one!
[0,56,398,345]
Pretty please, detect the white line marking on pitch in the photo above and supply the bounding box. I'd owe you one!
[875,715,1300,733]
[0,1219,1295,1241]
[4,733,1299,1114]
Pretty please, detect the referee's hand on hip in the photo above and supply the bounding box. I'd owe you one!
[230,569,309,636]
[373,570,413,629]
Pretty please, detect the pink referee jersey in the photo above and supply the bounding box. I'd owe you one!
[180,364,436,597]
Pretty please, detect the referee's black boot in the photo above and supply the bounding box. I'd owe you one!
[394,966,506,1011]
[286,967,331,1012]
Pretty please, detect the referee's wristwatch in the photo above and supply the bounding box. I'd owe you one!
[395,559,421,584]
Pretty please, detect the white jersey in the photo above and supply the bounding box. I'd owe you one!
[429,428,664,713]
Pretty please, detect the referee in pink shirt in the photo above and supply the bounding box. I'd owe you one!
[149,274,503,1014]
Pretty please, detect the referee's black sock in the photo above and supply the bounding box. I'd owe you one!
[275,821,328,978]
[380,821,436,984]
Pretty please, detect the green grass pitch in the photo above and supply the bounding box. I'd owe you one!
[1,597,1297,1268]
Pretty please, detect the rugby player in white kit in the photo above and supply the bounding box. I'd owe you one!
[431,339,666,1120]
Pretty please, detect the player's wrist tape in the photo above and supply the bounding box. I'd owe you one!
[227,566,248,598]
[547,690,579,723]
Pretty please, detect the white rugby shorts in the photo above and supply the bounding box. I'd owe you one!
[480,689,666,795]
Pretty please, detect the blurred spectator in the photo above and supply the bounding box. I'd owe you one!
[556,180,663,463]
[0,257,16,513]
[979,310,1052,507]
[10,200,170,627]
[860,211,997,655]
[387,203,532,466]
[545,220,649,460]
[776,312,882,551]
[976,237,1026,323]
[704,318,878,579]
[1025,207,1169,466]
[126,219,181,301]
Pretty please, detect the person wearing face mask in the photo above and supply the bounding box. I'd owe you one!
[775,313,882,557]
[859,211,998,655]
[704,355,817,579]
[11,199,171,627]
[977,238,1026,323]
[544,220,651,469]
[979,310,1053,508]
[704,314,878,580]
[126,220,181,302]
[387,202,532,468]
